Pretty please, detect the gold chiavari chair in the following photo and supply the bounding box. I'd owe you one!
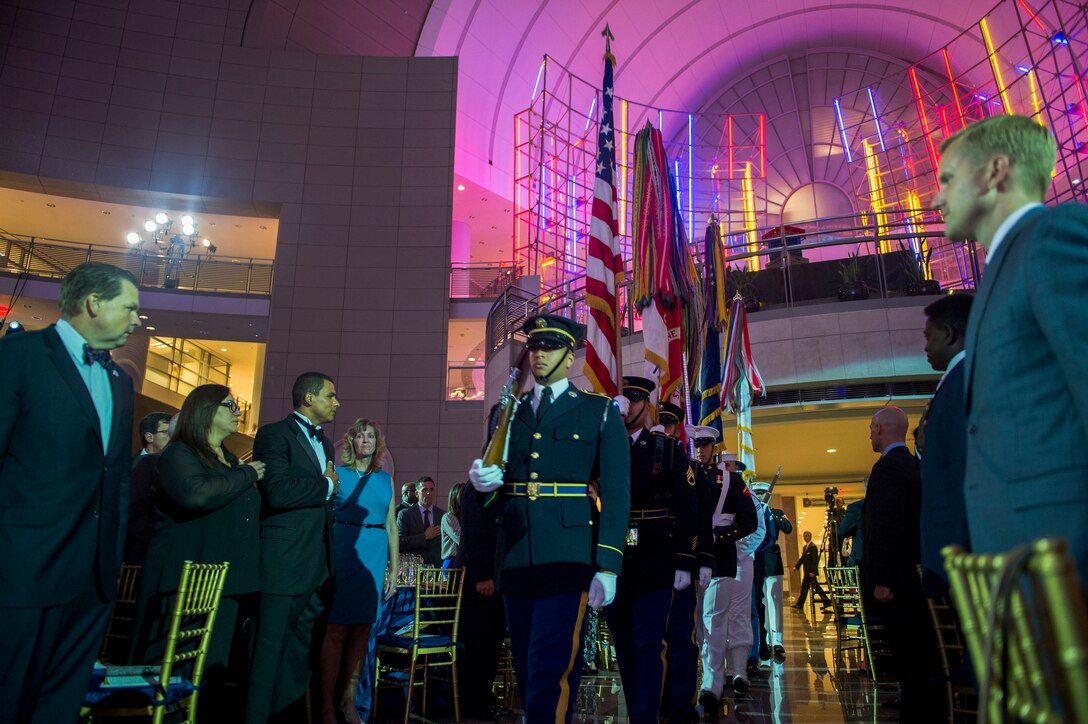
[83,561,230,724]
[916,565,977,723]
[825,566,884,679]
[943,539,1088,724]
[98,563,143,663]
[375,566,465,723]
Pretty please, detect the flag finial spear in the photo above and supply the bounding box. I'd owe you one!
[602,24,615,62]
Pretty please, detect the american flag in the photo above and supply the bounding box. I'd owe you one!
[583,33,622,397]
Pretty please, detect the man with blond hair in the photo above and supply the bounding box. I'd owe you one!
[933,114,1088,583]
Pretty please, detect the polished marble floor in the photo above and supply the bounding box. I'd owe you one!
[445,603,902,723]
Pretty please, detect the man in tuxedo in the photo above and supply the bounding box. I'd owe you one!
[916,294,973,596]
[246,372,340,723]
[396,476,445,566]
[0,262,141,724]
[861,407,935,719]
[933,114,1088,583]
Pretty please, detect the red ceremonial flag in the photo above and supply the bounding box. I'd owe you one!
[583,31,623,397]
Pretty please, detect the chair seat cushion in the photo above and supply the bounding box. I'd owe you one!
[84,679,197,708]
[378,633,453,649]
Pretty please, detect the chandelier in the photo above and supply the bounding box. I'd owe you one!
[126,213,217,254]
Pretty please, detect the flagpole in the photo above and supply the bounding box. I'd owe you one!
[608,22,623,389]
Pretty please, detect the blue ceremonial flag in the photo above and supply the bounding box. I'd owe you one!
[695,222,727,449]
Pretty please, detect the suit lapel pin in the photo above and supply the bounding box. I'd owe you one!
[567,391,576,398]
[111,369,119,377]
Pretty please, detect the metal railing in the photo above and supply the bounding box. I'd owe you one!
[0,232,274,296]
[450,262,523,299]
[486,212,982,358]
[446,360,486,401]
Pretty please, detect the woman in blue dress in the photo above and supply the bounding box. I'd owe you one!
[319,418,399,724]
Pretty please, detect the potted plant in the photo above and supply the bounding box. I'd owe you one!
[898,243,941,296]
[837,248,870,301]
[728,264,762,313]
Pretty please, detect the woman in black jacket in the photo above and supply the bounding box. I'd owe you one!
[131,383,265,714]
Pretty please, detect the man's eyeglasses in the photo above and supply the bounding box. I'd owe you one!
[219,400,241,415]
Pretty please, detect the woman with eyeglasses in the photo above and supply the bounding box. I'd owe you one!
[319,417,398,724]
[131,383,265,719]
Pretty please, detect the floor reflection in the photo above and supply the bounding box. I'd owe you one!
[448,604,901,723]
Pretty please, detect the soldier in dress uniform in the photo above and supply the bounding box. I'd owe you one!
[468,314,630,724]
[694,434,758,720]
[601,380,698,724]
[659,412,715,724]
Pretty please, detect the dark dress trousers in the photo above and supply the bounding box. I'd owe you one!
[458,487,507,715]
[0,325,134,724]
[496,386,630,724]
[604,429,697,724]
[245,415,335,724]
[396,503,446,566]
[131,442,259,698]
[917,361,970,597]
[963,204,1088,583]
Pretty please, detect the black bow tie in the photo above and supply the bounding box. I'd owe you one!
[299,418,325,444]
[82,344,112,368]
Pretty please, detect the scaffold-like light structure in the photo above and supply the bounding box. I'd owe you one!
[513,0,1087,311]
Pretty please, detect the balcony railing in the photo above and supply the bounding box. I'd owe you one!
[0,232,274,296]
[446,360,486,401]
[450,262,523,299]
[486,211,982,358]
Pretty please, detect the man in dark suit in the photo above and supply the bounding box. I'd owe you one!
[135,411,171,459]
[933,114,1088,583]
[396,476,445,566]
[602,380,697,723]
[468,314,630,723]
[394,481,417,516]
[246,372,340,723]
[861,406,936,720]
[0,262,141,724]
[792,532,830,609]
[916,294,973,597]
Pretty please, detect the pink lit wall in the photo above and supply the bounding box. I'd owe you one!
[0,1,485,491]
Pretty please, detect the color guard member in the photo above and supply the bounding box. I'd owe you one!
[602,380,698,723]
[468,314,630,724]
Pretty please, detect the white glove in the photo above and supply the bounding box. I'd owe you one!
[650,424,666,434]
[468,458,503,492]
[698,566,713,589]
[588,571,617,609]
[613,395,630,416]
[673,569,691,591]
